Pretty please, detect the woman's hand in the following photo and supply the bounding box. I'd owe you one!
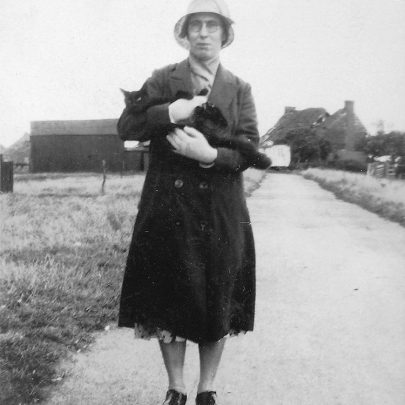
[166,126,218,164]
[168,95,208,123]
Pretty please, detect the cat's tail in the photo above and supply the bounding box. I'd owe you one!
[250,152,272,170]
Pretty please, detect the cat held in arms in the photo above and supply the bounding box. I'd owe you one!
[119,85,271,170]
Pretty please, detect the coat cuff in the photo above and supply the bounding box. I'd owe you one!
[213,147,246,172]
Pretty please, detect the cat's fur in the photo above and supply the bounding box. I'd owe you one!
[120,86,271,170]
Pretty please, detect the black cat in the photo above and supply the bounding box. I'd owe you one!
[120,86,271,170]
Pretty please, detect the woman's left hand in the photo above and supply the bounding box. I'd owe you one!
[167,126,218,164]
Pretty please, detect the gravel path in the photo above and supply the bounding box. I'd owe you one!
[45,173,405,405]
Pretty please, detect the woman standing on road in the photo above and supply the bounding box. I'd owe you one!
[118,1,258,404]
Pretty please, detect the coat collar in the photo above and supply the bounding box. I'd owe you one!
[169,59,236,120]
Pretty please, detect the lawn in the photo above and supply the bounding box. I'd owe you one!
[0,168,264,404]
[301,168,405,227]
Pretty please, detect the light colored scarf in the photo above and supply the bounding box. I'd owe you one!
[188,54,220,96]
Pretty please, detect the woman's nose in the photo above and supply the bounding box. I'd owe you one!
[199,23,208,36]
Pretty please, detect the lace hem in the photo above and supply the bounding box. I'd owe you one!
[134,322,247,343]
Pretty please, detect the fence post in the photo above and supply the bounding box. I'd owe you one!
[101,159,107,194]
[0,154,14,193]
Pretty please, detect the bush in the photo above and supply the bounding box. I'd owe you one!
[331,159,367,173]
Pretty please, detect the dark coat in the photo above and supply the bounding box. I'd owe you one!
[118,59,258,343]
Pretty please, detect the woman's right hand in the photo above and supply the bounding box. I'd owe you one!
[168,95,208,123]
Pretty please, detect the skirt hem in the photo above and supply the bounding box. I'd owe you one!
[131,322,249,343]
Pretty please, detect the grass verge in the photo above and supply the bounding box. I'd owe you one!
[0,169,265,404]
[0,173,144,404]
[301,168,405,227]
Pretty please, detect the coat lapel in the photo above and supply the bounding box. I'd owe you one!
[169,59,193,97]
[208,64,236,121]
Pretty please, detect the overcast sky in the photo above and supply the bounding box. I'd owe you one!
[1,0,404,147]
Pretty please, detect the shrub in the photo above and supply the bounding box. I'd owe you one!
[331,159,367,173]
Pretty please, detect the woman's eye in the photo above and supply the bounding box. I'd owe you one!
[189,21,202,31]
[206,21,219,30]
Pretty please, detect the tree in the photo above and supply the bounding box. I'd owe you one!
[360,131,405,158]
[282,128,330,167]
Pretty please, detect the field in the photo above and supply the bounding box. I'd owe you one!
[301,168,405,227]
[0,168,264,404]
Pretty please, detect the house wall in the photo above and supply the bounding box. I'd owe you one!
[30,134,127,172]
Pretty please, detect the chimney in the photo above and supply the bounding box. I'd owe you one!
[344,100,354,115]
[285,106,296,114]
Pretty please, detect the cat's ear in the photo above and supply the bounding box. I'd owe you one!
[120,88,130,97]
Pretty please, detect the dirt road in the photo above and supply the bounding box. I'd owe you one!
[45,173,405,405]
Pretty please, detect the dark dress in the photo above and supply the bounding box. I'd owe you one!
[118,59,258,343]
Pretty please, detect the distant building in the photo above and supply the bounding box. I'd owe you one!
[30,119,147,172]
[261,106,328,147]
[261,100,368,161]
[318,100,367,151]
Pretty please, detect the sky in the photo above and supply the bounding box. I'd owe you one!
[0,0,405,147]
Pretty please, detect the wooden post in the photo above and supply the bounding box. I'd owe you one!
[101,159,107,194]
[387,163,396,178]
[0,154,14,193]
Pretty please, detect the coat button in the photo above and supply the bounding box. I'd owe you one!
[199,181,209,190]
[200,221,208,231]
[174,179,184,188]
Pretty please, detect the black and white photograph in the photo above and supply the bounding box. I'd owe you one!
[1,1,405,404]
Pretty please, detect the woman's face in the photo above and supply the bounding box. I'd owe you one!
[187,13,225,61]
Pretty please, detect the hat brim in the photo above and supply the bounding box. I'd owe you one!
[174,14,234,50]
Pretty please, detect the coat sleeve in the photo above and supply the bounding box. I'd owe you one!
[117,69,172,142]
[213,83,260,172]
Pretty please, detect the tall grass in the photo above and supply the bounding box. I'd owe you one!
[0,173,144,404]
[0,169,264,404]
[302,168,405,227]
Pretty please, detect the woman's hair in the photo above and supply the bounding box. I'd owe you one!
[179,14,230,46]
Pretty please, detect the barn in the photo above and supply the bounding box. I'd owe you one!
[30,119,147,173]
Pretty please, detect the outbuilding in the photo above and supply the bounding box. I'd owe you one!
[30,119,146,172]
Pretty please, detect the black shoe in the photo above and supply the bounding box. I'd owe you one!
[195,391,217,405]
[163,389,187,405]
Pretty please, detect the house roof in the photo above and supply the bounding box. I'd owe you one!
[31,119,118,136]
[322,108,367,134]
[261,101,368,147]
[261,107,327,145]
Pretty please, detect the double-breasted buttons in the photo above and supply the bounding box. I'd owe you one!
[174,179,184,188]
[200,221,208,232]
[199,181,209,190]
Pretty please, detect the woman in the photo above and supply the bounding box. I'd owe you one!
[118,1,258,404]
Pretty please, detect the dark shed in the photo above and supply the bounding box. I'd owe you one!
[30,119,144,173]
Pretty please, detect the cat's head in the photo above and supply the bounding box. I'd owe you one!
[120,88,143,106]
